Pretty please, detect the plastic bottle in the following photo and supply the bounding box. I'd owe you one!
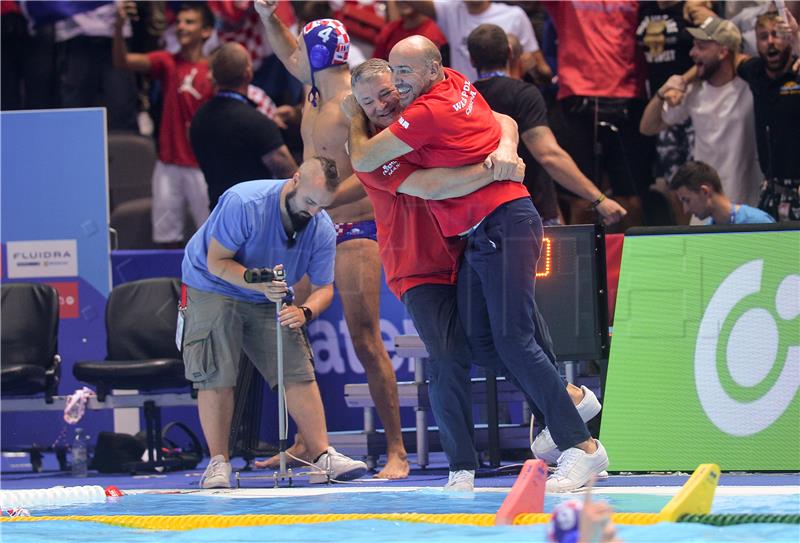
[71,428,88,477]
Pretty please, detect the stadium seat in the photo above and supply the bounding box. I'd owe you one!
[110,196,157,249]
[1,282,61,403]
[107,132,156,211]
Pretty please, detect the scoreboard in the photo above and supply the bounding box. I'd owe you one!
[534,224,609,361]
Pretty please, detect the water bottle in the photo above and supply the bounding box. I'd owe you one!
[71,428,88,477]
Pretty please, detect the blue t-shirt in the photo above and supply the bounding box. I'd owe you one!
[707,204,776,225]
[182,180,336,303]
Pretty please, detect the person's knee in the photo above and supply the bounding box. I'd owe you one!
[197,386,234,404]
[463,334,495,361]
[346,320,385,358]
[492,335,543,365]
[425,355,471,382]
[285,378,316,391]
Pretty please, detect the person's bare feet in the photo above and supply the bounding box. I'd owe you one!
[254,439,310,469]
[373,453,410,479]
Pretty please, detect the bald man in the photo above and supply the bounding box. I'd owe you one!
[254,0,409,479]
[191,43,298,209]
[347,36,609,492]
[183,157,367,488]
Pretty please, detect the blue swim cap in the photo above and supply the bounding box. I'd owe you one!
[548,500,582,543]
[302,19,350,107]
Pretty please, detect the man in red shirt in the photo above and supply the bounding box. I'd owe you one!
[542,1,653,227]
[373,1,447,63]
[347,36,609,492]
[340,58,525,490]
[113,2,215,246]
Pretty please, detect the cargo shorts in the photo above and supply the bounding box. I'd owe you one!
[181,286,315,389]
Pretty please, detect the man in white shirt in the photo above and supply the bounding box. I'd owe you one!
[640,16,763,207]
[412,1,551,83]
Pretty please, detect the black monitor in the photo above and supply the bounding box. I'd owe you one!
[535,224,609,361]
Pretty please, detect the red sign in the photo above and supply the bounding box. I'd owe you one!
[45,281,79,319]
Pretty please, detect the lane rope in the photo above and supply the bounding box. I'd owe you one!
[3,512,798,530]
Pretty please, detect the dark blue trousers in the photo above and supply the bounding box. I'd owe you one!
[402,280,566,467]
[457,198,590,450]
[403,283,480,471]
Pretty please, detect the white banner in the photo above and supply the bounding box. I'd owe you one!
[7,239,78,278]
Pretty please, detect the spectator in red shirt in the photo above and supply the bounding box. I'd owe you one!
[543,0,654,228]
[113,2,215,246]
[373,1,448,64]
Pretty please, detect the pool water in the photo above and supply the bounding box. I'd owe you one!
[2,490,799,543]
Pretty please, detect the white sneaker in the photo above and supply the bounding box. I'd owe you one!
[545,440,609,493]
[444,470,475,492]
[532,386,602,464]
[200,455,232,489]
[309,447,367,483]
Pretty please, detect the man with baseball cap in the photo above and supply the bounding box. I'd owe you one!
[686,15,743,53]
[641,15,763,214]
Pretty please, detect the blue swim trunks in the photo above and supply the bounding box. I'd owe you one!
[335,220,378,245]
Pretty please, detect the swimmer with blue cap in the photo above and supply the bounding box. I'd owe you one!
[548,481,622,543]
[301,19,350,106]
[254,0,414,483]
[255,1,351,108]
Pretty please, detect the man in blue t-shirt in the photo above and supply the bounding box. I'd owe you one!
[181,157,367,488]
[669,161,776,225]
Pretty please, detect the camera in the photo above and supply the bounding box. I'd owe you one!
[243,266,285,283]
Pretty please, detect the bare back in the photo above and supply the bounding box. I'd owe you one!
[301,87,373,224]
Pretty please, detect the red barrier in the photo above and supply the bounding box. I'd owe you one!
[604,234,624,324]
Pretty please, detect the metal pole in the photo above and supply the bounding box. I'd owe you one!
[276,302,287,476]
[414,356,428,468]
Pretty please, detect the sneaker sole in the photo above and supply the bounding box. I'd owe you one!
[577,386,602,421]
[309,465,368,484]
[545,453,610,492]
[200,480,231,489]
[443,483,474,492]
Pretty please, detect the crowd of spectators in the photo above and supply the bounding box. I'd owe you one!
[2,0,798,240]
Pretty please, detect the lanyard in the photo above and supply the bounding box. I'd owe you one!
[477,70,507,80]
[217,91,250,104]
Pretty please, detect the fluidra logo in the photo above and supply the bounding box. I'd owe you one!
[13,250,72,266]
[695,260,799,436]
[7,239,78,278]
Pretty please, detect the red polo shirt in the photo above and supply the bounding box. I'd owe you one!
[357,157,465,299]
[388,68,528,237]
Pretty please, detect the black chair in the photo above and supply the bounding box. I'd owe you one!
[1,282,61,403]
[73,277,192,471]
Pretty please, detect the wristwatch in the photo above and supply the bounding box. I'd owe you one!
[299,305,313,322]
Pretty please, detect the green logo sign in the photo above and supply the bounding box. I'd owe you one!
[601,230,800,471]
